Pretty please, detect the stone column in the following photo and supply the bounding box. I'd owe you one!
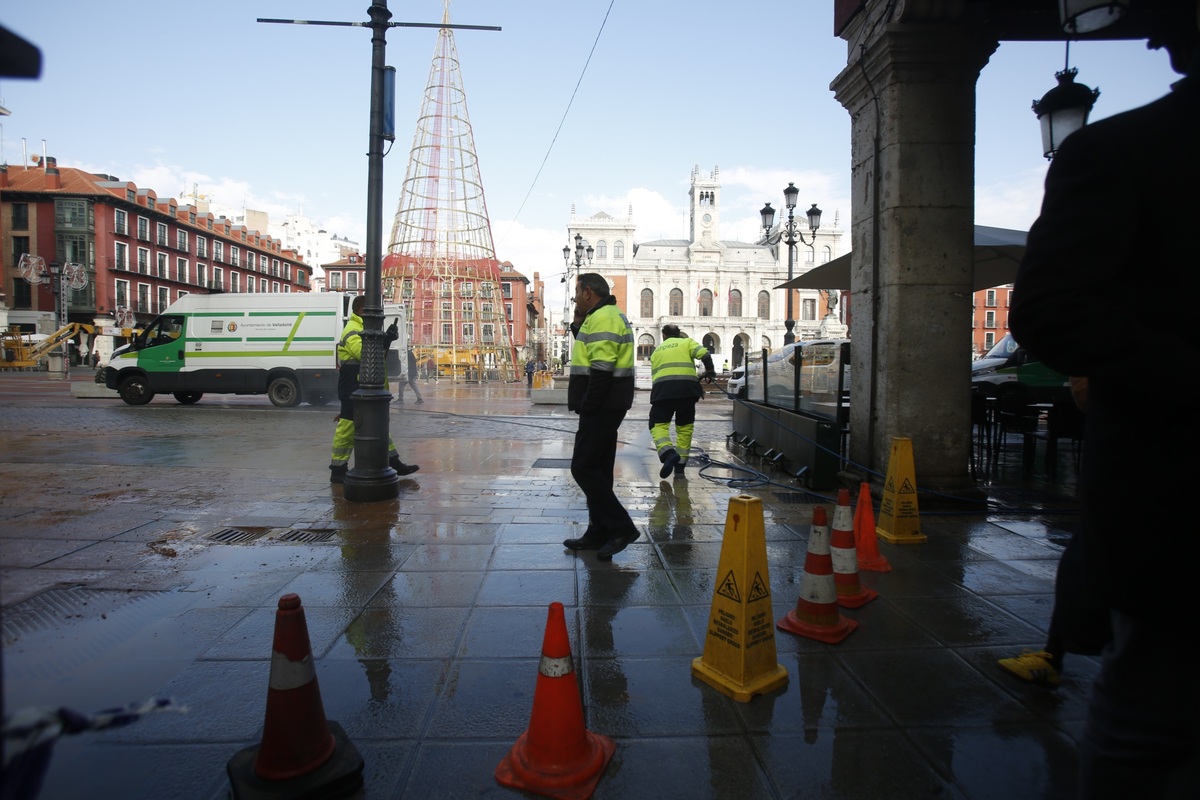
[832,14,996,495]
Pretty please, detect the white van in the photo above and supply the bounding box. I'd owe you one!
[106,293,406,407]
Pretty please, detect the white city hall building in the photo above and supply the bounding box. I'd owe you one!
[565,166,844,370]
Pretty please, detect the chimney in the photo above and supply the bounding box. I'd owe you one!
[45,156,61,190]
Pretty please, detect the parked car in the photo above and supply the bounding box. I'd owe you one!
[971,333,1068,399]
[726,365,746,398]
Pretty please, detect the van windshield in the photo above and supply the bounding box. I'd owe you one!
[984,334,1021,359]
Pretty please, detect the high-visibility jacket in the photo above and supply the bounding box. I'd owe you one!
[650,336,712,403]
[568,295,634,413]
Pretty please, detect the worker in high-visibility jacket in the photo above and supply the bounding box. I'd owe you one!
[329,294,419,483]
[649,324,714,478]
[562,273,639,561]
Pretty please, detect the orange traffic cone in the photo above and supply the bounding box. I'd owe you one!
[496,601,616,800]
[832,488,879,608]
[777,506,857,644]
[854,482,892,572]
[227,593,363,799]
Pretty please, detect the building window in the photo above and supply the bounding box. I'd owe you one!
[115,279,129,309]
[698,289,712,317]
[137,283,150,313]
[984,331,995,349]
[501,282,512,299]
[176,229,188,251]
[213,241,223,263]
[802,298,816,321]
[56,199,90,228]
[197,263,207,288]
[986,289,997,308]
[157,286,169,314]
[347,272,359,290]
[758,291,770,320]
[137,247,150,274]
[196,237,208,258]
[669,288,683,316]
[261,255,268,272]
[229,272,240,293]
[114,242,128,271]
[505,303,513,320]
[329,272,342,290]
[482,324,494,342]
[231,246,240,267]
[640,288,653,317]
[11,203,29,229]
[156,222,169,246]
[821,246,832,263]
[728,289,742,317]
[114,209,128,236]
[176,258,188,284]
[441,323,452,344]
[637,333,655,361]
[137,217,149,240]
[441,301,452,320]
[212,267,223,291]
[247,276,256,293]
[985,311,996,329]
[614,241,624,259]
[596,241,607,259]
[156,252,168,278]
[462,323,475,342]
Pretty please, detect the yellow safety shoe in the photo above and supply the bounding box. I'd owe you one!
[998,649,1060,687]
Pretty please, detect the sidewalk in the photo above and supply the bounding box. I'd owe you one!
[0,373,1085,799]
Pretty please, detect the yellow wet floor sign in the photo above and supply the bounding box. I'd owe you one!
[692,495,788,701]
[877,437,926,544]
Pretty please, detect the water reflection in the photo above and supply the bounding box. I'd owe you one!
[648,478,694,540]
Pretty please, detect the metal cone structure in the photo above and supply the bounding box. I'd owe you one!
[383,1,519,383]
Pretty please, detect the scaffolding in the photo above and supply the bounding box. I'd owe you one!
[383,2,518,383]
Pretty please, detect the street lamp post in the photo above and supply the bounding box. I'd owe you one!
[761,183,822,346]
[562,232,593,318]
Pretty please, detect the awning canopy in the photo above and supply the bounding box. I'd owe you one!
[776,225,1027,292]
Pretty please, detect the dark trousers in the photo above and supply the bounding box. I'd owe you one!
[1078,611,1200,799]
[571,408,634,539]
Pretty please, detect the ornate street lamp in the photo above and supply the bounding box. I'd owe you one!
[1033,42,1100,160]
[761,183,822,345]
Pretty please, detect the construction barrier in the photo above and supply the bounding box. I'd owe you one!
[777,506,858,644]
[877,437,926,544]
[692,495,788,701]
[830,488,879,608]
[227,594,363,799]
[496,601,615,800]
[532,370,555,389]
[854,482,892,572]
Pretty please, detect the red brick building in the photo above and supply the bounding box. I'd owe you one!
[1,157,311,335]
[971,284,1013,356]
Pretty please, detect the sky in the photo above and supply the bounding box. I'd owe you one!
[0,1,1181,313]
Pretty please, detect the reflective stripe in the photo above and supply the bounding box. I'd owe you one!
[268,650,316,691]
[539,653,574,678]
[568,365,591,375]
[655,373,698,383]
[577,330,634,345]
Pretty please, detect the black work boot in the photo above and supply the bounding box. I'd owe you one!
[389,455,420,476]
[563,527,605,550]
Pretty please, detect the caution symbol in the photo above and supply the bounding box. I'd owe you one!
[716,571,741,603]
[748,573,770,603]
[876,437,926,544]
[897,477,916,494]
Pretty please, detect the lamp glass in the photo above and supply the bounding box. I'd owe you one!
[760,202,775,231]
[806,204,823,232]
[1059,0,1128,34]
[783,182,799,210]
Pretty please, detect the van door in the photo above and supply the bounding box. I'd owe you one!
[136,315,188,391]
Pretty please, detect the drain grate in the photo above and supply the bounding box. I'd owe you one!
[773,492,820,505]
[205,528,269,544]
[3,586,155,640]
[532,458,573,469]
[277,529,339,543]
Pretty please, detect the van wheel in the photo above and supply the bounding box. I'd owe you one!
[173,392,203,405]
[306,393,331,406]
[268,375,301,407]
[118,375,154,406]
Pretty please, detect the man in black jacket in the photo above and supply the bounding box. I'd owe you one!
[1010,5,1199,795]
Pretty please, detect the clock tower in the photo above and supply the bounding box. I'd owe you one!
[689,165,721,245]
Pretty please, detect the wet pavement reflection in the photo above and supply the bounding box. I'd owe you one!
[0,374,1088,799]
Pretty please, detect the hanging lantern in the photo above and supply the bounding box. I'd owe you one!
[1059,0,1129,34]
[1033,67,1100,159]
